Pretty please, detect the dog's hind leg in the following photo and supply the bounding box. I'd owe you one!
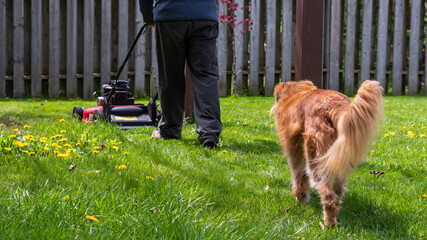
[317,183,341,227]
[287,149,311,203]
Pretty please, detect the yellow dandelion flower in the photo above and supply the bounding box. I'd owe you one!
[52,143,61,148]
[76,142,82,147]
[61,130,66,133]
[420,134,426,138]
[40,139,47,143]
[28,152,35,156]
[146,176,154,180]
[108,155,114,158]
[93,146,100,150]
[18,142,29,148]
[407,131,415,138]
[383,133,389,137]
[269,124,275,127]
[123,152,128,155]
[53,150,60,155]
[64,143,72,148]
[402,126,407,130]
[23,125,30,129]
[421,126,426,130]
[221,150,228,153]
[4,147,11,151]
[266,110,270,113]
[117,164,127,170]
[112,146,119,150]
[24,135,32,140]
[22,150,28,154]
[13,129,19,132]
[127,138,131,142]
[60,119,65,123]
[423,194,427,198]
[85,215,99,222]
[10,135,17,138]
[66,149,74,154]
[411,124,415,127]
[60,138,68,142]
[62,195,70,201]
[44,147,50,151]
[92,150,99,155]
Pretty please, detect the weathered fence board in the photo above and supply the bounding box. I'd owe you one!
[66,0,77,98]
[329,0,341,91]
[408,0,422,95]
[344,0,357,95]
[392,0,406,95]
[31,0,42,97]
[101,0,112,86]
[49,0,60,98]
[2,0,427,98]
[0,0,6,98]
[360,0,373,84]
[13,0,24,98]
[376,0,389,92]
[83,0,94,99]
[281,0,292,84]
[265,0,276,96]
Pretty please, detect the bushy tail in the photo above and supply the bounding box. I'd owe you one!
[320,80,384,181]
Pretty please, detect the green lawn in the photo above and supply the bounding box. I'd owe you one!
[0,96,426,239]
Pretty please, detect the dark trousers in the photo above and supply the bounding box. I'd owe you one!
[155,20,222,143]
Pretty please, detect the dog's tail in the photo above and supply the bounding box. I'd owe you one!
[319,80,384,181]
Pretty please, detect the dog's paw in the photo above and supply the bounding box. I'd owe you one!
[321,219,340,230]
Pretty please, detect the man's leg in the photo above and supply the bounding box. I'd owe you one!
[186,20,223,145]
[155,22,188,139]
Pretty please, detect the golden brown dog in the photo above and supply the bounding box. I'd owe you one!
[271,80,383,227]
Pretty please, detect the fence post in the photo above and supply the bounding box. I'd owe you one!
[100,0,112,87]
[281,0,293,83]
[0,0,6,98]
[49,0,60,98]
[344,0,357,95]
[265,0,276,95]
[392,0,406,95]
[67,0,77,98]
[376,0,389,92]
[408,0,422,95]
[13,0,25,98]
[295,0,324,88]
[134,0,146,97]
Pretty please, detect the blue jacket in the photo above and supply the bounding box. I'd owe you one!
[139,0,218,25]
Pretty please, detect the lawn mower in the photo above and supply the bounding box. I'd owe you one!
[72,24,161,129]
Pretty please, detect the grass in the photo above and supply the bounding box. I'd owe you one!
[0,95,426,239]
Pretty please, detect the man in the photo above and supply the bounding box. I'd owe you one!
[139,0,223,148]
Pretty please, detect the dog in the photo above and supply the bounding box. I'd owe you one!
[270,80,383,228]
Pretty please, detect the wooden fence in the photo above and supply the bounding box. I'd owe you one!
[1,0,427,99]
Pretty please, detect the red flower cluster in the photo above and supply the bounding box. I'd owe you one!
[218,0,253,30]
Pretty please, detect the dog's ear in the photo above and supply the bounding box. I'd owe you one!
[274,82,287,102]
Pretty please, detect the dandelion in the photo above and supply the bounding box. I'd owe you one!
[28,152,35,156]
[52,143,61,148]
[266,110,270,114]
[53,150,60,155]
[60,138,68,142]
[146,176,154,180]
[269,124,275,128]
[24,135,34,140]
[421,126,426,130]
[60,119,65,123]
[407,131,415,138]
[402,126,407,130]
[22,150,28,154]
[93,146,100,150]
[62,195,70,201]
[17,142,29,148]
[13,129,19,132]
[123,152,128,155]
[85,215,99,222]
[117,164,127,170]
[10,135,16,138]
[76,142,82,147]
[112,146,119,150]
[420,134,426,138]
[221,150,228,153]
[61,130,66,133]
[23,125,30,129]
[423,194,427,198]
[4,147,11,151]
[44,147,50,151]
[92,150,99,155]
[64,143,72,148]
[108,155,114,158]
